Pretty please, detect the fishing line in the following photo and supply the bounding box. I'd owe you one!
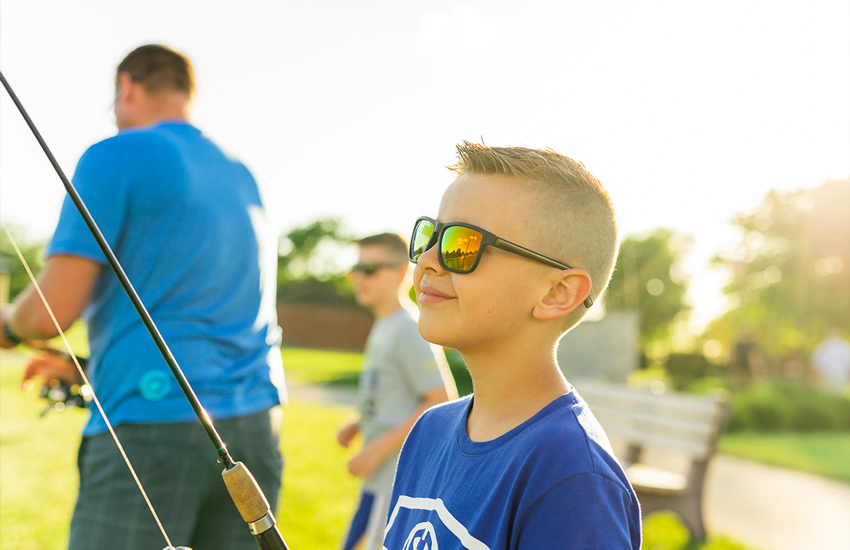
[1,222,174,549]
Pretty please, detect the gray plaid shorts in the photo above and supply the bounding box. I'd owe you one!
[68,408,283,550]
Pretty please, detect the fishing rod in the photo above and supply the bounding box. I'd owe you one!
[0,70,289,550]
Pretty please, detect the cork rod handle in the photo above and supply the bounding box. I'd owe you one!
[221,461,271,523]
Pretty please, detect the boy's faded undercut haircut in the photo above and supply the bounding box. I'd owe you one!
[117,44,196,99]
[449,141,619,330]
[358,233,409,264]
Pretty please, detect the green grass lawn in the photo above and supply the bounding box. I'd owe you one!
[0,351,360,550]
[0,354,83,550]
[719,431,850,482]
[278,399,360,548]
[281,347,363,387]
[1,347,763,549]
[641,512,756,550]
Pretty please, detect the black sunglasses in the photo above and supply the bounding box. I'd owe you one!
[348,262,405,277]
[409,216,593,308]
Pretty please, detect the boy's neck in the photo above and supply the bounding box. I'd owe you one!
[462,340,570,442]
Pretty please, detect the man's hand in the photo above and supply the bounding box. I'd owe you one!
[22,352,83,392]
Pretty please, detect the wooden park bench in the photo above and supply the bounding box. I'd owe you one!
[572,379,730,540]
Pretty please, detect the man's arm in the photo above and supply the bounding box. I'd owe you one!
[346,386,449,479]
[0,254,102,347]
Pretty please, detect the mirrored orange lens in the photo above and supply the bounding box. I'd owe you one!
[411,219,435,261]
[442,225,483,272]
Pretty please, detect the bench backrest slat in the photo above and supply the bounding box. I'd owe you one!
[590,405,717,457]
[573,380,727,461]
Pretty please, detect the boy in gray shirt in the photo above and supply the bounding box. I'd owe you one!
[337,233,457,550]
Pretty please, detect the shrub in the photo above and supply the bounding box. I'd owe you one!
[728,384,793,431]
[788,388,845,431]
[687,376,729,395]
[665,353,715,391]
[727,381,850,432]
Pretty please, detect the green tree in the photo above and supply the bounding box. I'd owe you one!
[604,229,691,348]
[0,226,45,303]
[277,218,356,305]
[707,179,850,357]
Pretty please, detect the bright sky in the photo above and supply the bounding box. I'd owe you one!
[1,1,848,330]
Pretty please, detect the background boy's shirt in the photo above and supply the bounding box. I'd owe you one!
[383,392,642,549]
[48,121,286,436]
[357,307,451,492]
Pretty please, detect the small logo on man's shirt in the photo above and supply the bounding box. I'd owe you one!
[402,522,437,550]
[139,370,171,401]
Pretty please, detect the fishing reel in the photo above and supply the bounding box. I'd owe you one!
[39,377,91,417]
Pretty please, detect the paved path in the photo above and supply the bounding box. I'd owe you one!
[287,378,358,407]
[705,454,850,550]
[287,381,850,549]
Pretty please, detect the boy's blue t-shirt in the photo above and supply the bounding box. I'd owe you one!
[383,392,642,549]
[48,121,286,436]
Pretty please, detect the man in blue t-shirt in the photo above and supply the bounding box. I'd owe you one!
[0,45,286,550]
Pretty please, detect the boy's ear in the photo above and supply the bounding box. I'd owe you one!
[532,270,592,321]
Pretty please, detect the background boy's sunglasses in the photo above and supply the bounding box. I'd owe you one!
[409,216,593,308]
[348,262,404,277]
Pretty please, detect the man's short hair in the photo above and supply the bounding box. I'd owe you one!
[117,45,195,98]
[449,141,619,329]
[358,233,409,263]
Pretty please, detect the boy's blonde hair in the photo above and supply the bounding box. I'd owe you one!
[448,142,619,330]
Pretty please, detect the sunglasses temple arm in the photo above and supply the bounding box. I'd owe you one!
[493,239,569,270]
[495,239,593,308]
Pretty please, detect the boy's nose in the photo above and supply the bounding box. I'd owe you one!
[415,239,443,273]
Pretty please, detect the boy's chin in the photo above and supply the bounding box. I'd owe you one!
[416,315,452,347]
[354,294,372,307]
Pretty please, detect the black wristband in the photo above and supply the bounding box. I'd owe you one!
[2,319,24,346]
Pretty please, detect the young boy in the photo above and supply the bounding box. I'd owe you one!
[338,233,458,550]
[382,143,641,548]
